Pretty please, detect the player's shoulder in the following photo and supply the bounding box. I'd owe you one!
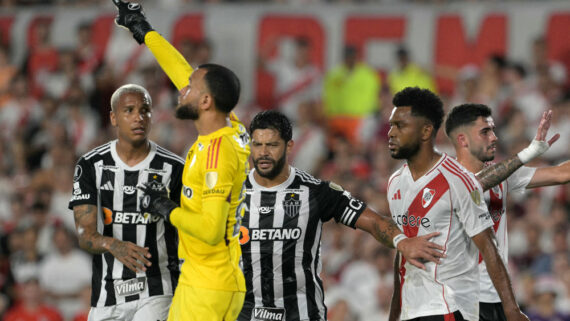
[388,164,407,189]
[439,156,479,192]
[293,168,323,187]
[79,141,113,162]
[153,142,185,166]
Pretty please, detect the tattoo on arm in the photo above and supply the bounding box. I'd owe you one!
[372,216,400,249]
[73,204,113,254]
[476,156,523,191]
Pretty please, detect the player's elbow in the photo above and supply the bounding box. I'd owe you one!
[200,226,226,246]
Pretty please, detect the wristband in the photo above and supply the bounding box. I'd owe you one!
[517,139,549,164]
[393,233,408,249]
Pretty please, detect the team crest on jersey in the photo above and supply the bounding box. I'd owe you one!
[283,193,301,218]
[491,185,503,199]
[73,165,82,182]
[422,188,436,208]
[470,190,481,205]
[205,172,218,189]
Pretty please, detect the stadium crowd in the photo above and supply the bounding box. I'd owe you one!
[0,7,569,321]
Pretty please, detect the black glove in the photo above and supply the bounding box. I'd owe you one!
[112,0,154,44]
[139,180,177,221]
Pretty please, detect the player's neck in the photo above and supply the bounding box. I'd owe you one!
[456,151,485,174]
[116,139,150,166]
[407,147,442,181]
[254,166,291,188]
[195,111,230,136]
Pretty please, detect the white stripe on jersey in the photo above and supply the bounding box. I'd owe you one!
[340,208,357,225]
[295,185,310,320]
[272,192,285,309]
[84,143,112,160]
[249,189,264,308]
[156,146,184,164]
[309,214,325,316]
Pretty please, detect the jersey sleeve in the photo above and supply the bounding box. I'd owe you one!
[144,31,194,91]
[68,157,97,209]
[506,166,536,193]
[201,136,239,202]
[318,181,366,228]
[450,171,493,237]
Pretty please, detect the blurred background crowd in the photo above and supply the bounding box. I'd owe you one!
[0,1,569,321]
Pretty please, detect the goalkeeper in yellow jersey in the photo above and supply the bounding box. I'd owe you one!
[112,1,250,320]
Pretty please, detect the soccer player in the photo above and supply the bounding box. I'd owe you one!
[69,84,184,321]
[386,87,554,321]
[444,103,570,321]
[112,1,251,321]
[238,110,446,321]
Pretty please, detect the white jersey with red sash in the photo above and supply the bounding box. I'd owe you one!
[478,165,536,303]
[388,154,493,320]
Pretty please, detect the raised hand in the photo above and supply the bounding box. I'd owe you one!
[111,0,153,44]
[108,239,151,273]
[396,232,446,270]
[517,110,560,164]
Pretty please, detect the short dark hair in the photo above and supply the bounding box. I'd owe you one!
[444,103,492,137]
[392,87,444,134]
[198,63,241,113]
[249,110,293,142]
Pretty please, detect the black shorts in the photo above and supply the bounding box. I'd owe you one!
[408,310,465,321]
[479,302,506,321]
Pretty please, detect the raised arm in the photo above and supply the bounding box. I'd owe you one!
[73,204,151,273]
[476,110,559,191]
[112,0,194,90]
[355,208,445,270]
[472,228,529,321]
[527,160,570,188]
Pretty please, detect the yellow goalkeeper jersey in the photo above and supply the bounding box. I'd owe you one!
[169,118,250,291]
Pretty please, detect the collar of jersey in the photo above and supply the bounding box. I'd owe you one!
[110,140,157,171]
[196,125,234,142]
[249,166,296,191]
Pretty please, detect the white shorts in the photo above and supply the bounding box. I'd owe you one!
[88,295,172,321]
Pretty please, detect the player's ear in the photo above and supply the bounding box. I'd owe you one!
[421,123,434,141]
[200,93,213,111]
[457,133,468,148]
[286,139,294,154]
[110,110,117,127]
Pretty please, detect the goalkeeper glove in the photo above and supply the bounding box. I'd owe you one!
[138,180,177,221]
[112,0,154,44]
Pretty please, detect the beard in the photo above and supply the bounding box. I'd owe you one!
[390,141,421,160]
[253,152,287,180]
[473,145,495,162]
[175,103,199,120]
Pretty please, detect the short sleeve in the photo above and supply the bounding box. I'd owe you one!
[450,172,493,237]
[507,166,536,193]
[318,181,366,228]
[68,157,97,209]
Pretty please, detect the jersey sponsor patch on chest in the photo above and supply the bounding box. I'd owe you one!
[114,277,146,297]
[239,227,302,244]
[253,307,285,321]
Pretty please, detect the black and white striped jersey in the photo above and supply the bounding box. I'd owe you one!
[68,140,184,307]
[238,167,366,321]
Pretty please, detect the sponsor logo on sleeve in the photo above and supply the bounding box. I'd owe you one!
[183,185,193,199]
[470,190,481,205]
[73,165,82,182]
[329,181,344,191]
